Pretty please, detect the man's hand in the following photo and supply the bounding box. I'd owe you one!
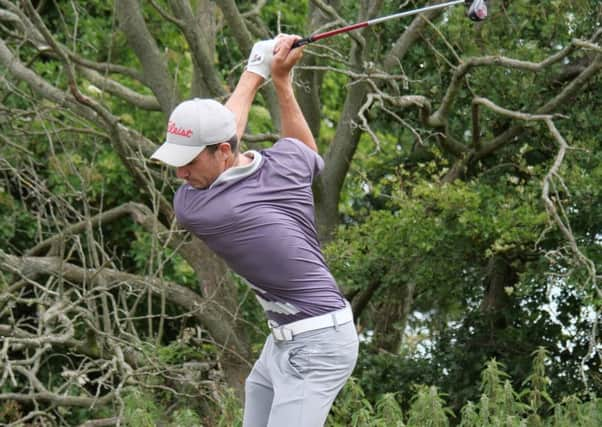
[271,35,305,82]
[246,39,277,80]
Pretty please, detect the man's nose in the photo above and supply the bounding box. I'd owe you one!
[176,166,188,179]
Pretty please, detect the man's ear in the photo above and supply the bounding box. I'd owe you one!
[218,142,233,158]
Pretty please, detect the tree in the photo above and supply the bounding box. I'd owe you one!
[1,0,600,424]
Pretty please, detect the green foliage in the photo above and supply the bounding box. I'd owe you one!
[256,0,308,35]
[45,143,137,207]
[0,187,37,252]
[374,393,406,427]
[406,385,453,427]
[0,400,24,425]
[476,359,530,424]
[328,376,376,426]
[131,229,198,288]
[123,387,163,427]
[216,387,243,427]
[353,345,435,407]
[326,176,548,312]
[150,340,213,365]
[324,351,601,426]
[122,387,207,427]
[169,408,203,427]
[522,347,554,414]
[551,395,602,427]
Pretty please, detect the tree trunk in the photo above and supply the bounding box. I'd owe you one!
[480,254,517,332]
[315,81,368,242]
[372,281,416,353]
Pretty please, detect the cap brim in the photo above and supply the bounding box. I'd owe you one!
[150,143,206,167]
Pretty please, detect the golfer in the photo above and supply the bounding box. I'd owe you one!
[151,35,358,426]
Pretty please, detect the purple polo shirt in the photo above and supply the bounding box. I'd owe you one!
[174,138,346,324]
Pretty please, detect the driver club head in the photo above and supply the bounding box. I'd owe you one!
[466,0,488,21]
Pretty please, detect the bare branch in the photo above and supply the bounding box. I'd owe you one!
[168,0,226,98]
[384,2,449,73]
[2,366,115,407]
[541,120,599,296]
[432,35,601,128]
[476,53,602,159]
[309,0,366,48]
[573,39,602,53]
[0,39,91,119]
[20,0,88,105]
[472,96,558,121]
[69,58,144,83]
[115,0,179,114]
[0,249,250,365]
[215,0,255,54]
[241,0,267,19]
[78,418,120,427]
[242,132,279,143]
[298,64,409,81]
[148,0,183,27]
[78,67,161,111]
[26,202,152,255]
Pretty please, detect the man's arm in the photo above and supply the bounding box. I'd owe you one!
[224,71,264,142]
[271,36,318,152]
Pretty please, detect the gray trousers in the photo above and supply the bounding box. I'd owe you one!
[243,321,359,427]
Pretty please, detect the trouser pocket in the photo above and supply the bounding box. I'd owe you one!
[287,346,310,379]
[283,323,359,380]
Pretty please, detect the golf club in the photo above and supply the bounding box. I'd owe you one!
[292,0,488,49]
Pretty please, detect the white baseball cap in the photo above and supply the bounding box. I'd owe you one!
[150,98,237,167]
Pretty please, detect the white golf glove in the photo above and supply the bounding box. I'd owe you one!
[246,39,276,79]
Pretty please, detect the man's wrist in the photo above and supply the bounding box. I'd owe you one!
[241,70,266,88]
[272,75,293,91]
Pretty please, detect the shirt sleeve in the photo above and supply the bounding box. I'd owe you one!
[265,138,324,184]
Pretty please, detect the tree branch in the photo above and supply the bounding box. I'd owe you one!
[309,0,366,48]
[475,53,602,160]
[432,32,601,131]
[115,0,179,114]
[383,1,449,73]
[26,202,153,256]
[1,366,115,407]
[78,67,161,111]
[0,249,249,356]
[168,0,226,98]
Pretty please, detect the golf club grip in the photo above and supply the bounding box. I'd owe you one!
[292,37,313,49]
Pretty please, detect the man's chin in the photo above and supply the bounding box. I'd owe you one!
[188,181,209,190]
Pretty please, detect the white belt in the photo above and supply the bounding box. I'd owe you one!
[269,303,353,341]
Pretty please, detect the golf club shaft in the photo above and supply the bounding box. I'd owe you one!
[292,0,465,48]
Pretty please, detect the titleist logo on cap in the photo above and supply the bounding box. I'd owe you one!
[167,121,193,138]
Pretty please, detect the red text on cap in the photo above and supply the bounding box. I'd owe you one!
[167,121,193,137]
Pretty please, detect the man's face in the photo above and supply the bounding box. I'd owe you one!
[175,144,230,189]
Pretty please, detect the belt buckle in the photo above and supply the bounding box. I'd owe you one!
[272,326,294,341]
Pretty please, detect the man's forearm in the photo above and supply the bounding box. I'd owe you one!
[225,71,265,141]
[273,77,317,152]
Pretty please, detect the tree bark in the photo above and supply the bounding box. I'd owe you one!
[372,281,416,353]
[479,254,516,331]
[115,0,179,114]
[315,80,368,242]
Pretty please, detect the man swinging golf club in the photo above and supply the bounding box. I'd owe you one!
[151,2,488,424]
[151,35,358,426]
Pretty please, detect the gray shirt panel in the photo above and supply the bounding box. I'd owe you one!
[174,138,345,323]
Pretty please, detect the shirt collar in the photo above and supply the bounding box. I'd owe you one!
[209,150,262,189]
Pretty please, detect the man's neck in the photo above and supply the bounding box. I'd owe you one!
[233,151,253,167]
